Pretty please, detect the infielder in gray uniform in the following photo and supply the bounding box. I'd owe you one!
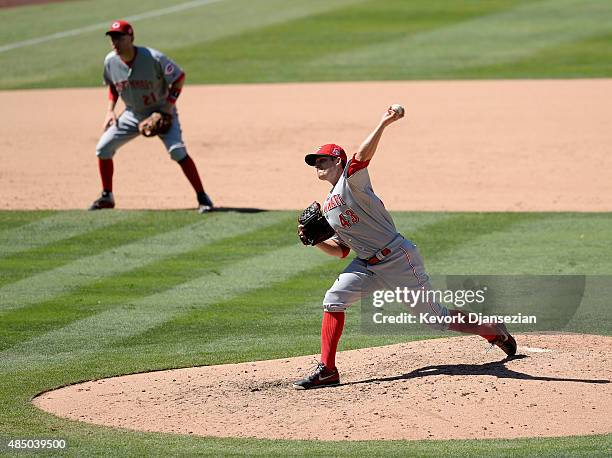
[294,106,517,389]
[89,20,213,213]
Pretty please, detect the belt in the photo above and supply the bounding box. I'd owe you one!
[366,247,391,265]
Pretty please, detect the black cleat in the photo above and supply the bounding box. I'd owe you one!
[488,322,517,357]
[293,362,340,390]
[197,192,214,213]
[89,191,115,210]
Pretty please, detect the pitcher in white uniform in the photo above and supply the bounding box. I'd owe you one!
[293,106,517,390]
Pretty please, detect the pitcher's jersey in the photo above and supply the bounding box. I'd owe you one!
[103,46,183,114]
[322,157,399,259]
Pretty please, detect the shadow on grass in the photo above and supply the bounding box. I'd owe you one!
[345,355,611,386]
[211,207,268,213]
[166,207,268,213]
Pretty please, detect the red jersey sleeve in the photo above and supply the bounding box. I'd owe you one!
[172,72,185,86]
[108,85,119,102]
[339,244,351,258]
[346,154,370,178]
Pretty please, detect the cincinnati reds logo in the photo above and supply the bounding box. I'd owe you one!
[164,63,175,75]
[317,146,342,157]
[111,22,120,29]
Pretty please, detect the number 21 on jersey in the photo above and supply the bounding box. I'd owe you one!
[142,92,157,106]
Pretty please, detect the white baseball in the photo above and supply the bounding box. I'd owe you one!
[391,104,404,116]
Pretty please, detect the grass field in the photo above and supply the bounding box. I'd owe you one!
[0,210,611,456]
[1,0,612,89]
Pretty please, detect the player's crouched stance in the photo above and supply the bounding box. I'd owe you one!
[89,20,213,213]
[293,106,516,390]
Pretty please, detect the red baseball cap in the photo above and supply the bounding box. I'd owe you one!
[106,20,134,36]
[305,144,347,166]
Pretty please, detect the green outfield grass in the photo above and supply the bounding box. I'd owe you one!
[0,210,611,456]
[1,0,612,89]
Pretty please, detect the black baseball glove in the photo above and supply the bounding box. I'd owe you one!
[298,201,335,246]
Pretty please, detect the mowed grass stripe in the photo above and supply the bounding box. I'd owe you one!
[0,0,192,43]
[0,216,297,351]
[117,213,530,354]
[0,213,452,349]
[402,213,543,263]
[0,0,226,53]
[5,0,612,88]
[119,212,612,367]
[0,212,536,360]
[169,0,522,84]
[313,0,612,78]
[109,214,457,348]
[429,213,612,275]
[0,211,197,288]
[0,212,582,366]
[0,211,284,314]
[0,210,135,259]
[0,0,360,45]
[0,213,456,370]
[0,211,57,232]
[0,0,363,89]
[117,250,345,348]
[119,255,418,365]
[0,243,334,370]
[451,31,612,79]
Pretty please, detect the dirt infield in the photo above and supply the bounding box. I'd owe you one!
[34,334,612,441]
[2,79,612,211]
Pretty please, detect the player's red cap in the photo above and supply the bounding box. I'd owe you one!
[305,144,347,166]
[106,20,134,36]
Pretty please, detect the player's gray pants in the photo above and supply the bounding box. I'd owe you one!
[323,235,449,329]
[96,109,187,162]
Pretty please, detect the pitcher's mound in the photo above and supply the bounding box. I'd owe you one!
[34,334,611,441]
